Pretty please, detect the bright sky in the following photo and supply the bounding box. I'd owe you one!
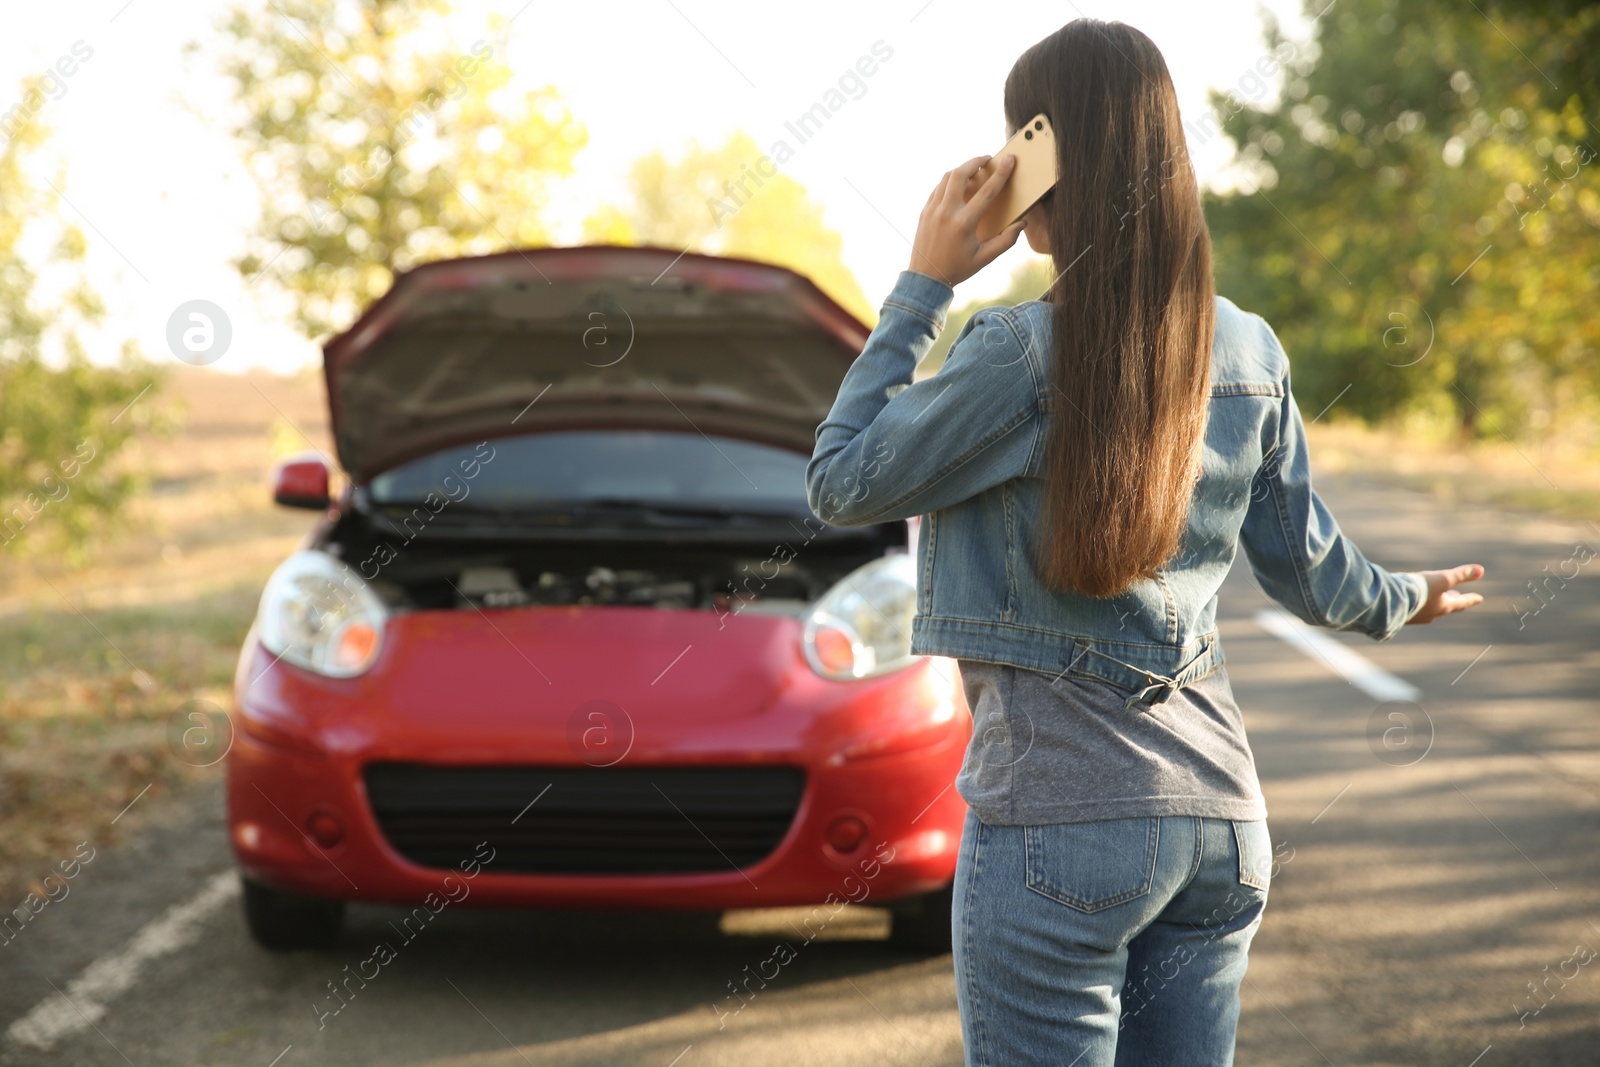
[0,0,1315,373]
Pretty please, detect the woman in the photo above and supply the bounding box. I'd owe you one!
[806,18,1484,1066]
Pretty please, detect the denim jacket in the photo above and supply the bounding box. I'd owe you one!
[806,270,1428,707]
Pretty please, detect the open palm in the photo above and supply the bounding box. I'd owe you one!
[1407,563,1485,625]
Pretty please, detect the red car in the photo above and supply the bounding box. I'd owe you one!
[228,246,970,953]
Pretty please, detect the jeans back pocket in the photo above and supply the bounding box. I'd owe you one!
[1023,818,1160,913]
[1231,818,1272,891]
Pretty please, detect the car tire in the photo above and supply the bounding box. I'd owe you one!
[242,876,345,951]
[888,882,953,953]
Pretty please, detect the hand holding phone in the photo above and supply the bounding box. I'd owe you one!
[975,114,1058,242]
[907,115,1058,288]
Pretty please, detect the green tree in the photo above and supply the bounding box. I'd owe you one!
[583,132,876,324]
[214,0,587,339]
[1205,0,1600,441]
[0,92,154,566]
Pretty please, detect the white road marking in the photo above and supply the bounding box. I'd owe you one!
[7,870,240,1049]
[1253,609,1422,703]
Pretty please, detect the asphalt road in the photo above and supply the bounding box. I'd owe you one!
[2,467,1596,1067]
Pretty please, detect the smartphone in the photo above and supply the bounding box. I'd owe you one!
[974,113,1058,242]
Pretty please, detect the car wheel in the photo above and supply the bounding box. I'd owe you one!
[242,876,345,951]
[888,882,953,953]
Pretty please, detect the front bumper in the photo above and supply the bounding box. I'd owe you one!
[227,605,970,910]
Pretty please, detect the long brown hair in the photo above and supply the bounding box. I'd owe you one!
[1004,20,1214,598]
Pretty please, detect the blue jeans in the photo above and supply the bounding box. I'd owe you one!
[952,810,1272,1066]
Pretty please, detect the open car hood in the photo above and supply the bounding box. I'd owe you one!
[322,246,872,484]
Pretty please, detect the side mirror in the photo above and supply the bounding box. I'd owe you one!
[273,453,332,510]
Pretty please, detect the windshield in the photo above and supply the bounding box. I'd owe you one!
[368,430,812,514]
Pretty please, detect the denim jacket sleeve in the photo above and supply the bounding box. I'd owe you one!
[1238,323,1428,640]
[806,270,1040,526]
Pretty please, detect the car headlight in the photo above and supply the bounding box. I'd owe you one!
[802,554,919,679]
[256,550,386,678]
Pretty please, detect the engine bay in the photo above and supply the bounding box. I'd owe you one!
[442,557,814,614]
[322,505,903,616]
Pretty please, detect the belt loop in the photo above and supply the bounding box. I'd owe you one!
[1124,672,1176,711]
[1118,637,1219,712]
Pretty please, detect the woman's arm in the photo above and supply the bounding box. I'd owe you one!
[806,272,1041,525]
[1239,317,1483,635]
[807,154,1035,526]
[1239,375,1425,638]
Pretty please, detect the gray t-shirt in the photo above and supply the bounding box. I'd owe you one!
[955,660,1267,825]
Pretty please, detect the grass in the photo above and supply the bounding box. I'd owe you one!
[0,367,327,902]
[0,579,289,902]
[1305,419,1600,525]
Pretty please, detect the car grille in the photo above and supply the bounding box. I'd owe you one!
[363,763,806,875]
